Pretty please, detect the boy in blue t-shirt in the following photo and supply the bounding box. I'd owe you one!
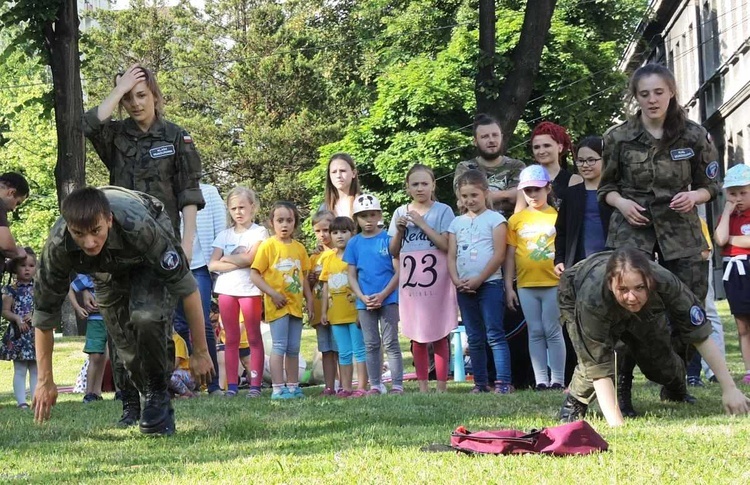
[69,273,108,403]
[344,194,403,395]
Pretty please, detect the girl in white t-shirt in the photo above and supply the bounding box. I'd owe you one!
[209,187,268,397]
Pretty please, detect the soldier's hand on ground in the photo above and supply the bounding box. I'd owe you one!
[669,191,698,213]
[616,199,649,226]
[189,349,215,387]
[32,380,58,423]
[115,64,146,93]
[722,388,750,416]
[554,262,565,276]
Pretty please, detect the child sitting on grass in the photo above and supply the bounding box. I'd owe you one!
[170,333,197,398]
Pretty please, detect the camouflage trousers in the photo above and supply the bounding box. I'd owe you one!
[96,268,177,396]
[568,311,689,405]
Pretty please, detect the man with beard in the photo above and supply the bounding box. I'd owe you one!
[453,114,526,219]
[453,114,533,390]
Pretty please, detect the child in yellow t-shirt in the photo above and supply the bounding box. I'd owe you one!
[320,216,368,398]
[309,210,338,396]
[169,333,197,398]
[251,202,314,400]
[505,165,565,390]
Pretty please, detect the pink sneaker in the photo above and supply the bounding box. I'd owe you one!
[336,389,353,398]
[742,374,750,385]
[389,388,404,395]
[321,387,336,397]
[349,389,367,398]
[365,388,382,396]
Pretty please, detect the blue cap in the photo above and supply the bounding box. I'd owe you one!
[723,164,750,189]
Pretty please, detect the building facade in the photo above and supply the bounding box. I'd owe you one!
[621,0,750,173]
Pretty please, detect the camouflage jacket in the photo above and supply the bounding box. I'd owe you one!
[32,187,197,331]
[598,117,720,260]
[558,251,713,380]
[453,156,526,217]
[83,108,205,236]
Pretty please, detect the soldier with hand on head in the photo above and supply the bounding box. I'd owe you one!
[32,186,214,436]
[558,248,750,427]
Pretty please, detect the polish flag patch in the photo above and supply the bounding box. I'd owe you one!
[183,133,193,144]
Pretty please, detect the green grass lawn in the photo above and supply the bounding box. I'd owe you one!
[1,302,750,483]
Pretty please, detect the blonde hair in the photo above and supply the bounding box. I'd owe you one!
[311,209,335,227]
[225,186,258,227]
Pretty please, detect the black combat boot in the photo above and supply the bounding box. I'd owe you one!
[139,381,175,436]
[559,394,588,422]
[617,372,638,418]
[660,386,697,404]
[117,389,141,428]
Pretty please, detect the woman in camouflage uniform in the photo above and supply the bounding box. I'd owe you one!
[597,64,720,416]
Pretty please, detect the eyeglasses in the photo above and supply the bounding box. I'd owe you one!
[575,157,602,166]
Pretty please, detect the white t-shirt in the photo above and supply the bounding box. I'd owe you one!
[212,224,269,296]
[448,210,507,281]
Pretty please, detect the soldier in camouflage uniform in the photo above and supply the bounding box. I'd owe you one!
[83,65,206,415]
[558,248,749,427]
[82,64,205,243]
[454,114,526,219]
[32,187,214,435]
[598,64,720,416]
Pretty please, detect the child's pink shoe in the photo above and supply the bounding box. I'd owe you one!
[365,388,381,396]
[321,387,336,397]
[349,389,367,398]
[336,389,352,398]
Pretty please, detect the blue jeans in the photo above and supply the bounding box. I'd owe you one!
[456,279,511,386]
[173,266,220,392]
[269,315,303,355]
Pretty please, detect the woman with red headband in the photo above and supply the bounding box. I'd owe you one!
[516,121,583,212]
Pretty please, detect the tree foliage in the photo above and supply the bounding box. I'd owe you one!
[303,0,648,217]
[0,27,59,251]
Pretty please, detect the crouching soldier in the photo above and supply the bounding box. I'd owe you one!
[32,186,214,435]
[558,247,749,427]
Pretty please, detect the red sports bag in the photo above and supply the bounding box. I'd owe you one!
[450,420,608,456]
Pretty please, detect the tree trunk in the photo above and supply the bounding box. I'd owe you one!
[44,0,85,206]
[477,0,558,151]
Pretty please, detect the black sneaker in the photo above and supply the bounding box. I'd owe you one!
[660,387,697,404]
[534,383,549,391]
[687,376,705,387]
[83,393,103,404]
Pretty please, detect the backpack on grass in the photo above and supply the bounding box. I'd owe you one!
[448,420,608,456]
